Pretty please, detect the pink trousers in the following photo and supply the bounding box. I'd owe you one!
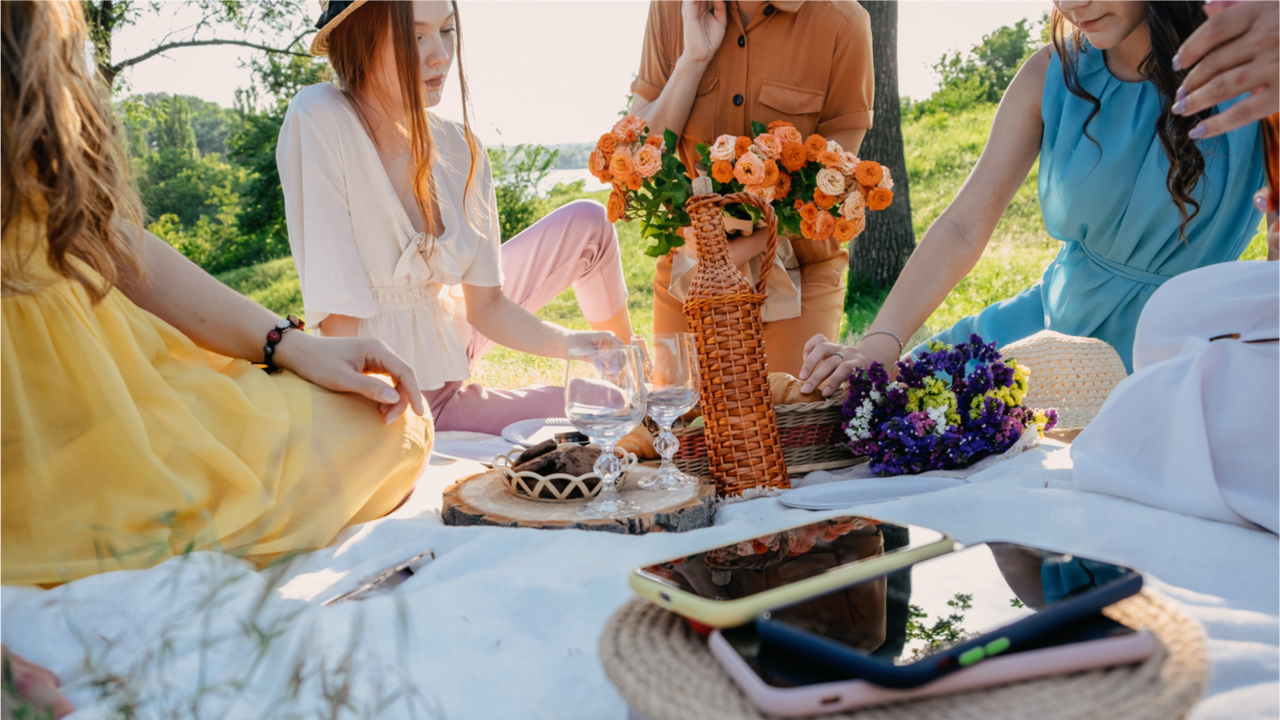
[423,200,628,434]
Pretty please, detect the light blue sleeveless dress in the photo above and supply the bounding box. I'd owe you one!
[925,43,1265,371]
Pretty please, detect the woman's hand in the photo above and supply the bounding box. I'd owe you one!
[1174,0,1278,138]
[674,217,768,267]
[273,332,424,425]
[681,1,728,65]
[1,646,74,719]
[561,329,624,357]
[798,333,901,397]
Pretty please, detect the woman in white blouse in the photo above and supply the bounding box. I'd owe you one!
[278,0,632,433]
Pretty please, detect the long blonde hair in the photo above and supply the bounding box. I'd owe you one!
[326,1,480,241]
[1,1,144,300]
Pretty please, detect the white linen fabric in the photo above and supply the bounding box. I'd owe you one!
[1072,261,1279,533]
[4,442,1277,720]
[277,83,503,391]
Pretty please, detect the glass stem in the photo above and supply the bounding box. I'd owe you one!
[594,440,622,500]
[655,417,678,470]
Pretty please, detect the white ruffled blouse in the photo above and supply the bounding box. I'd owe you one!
[278,83,503,391]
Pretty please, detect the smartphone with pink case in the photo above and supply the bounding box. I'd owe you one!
[709,614,1154,717]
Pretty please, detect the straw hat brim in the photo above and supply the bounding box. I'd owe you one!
[310,0,369,57]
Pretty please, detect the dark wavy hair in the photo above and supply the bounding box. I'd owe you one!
[1051,2,1210,240]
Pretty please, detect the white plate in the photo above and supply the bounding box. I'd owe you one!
[780,476,965,510]
[432,438,522,464]
[502,418,578,446]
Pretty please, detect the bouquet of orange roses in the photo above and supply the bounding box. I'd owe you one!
[590,116,894,257]
[589,115,692,257]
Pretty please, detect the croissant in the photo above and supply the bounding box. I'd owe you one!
[617,423,659,459]
[769,372,826,406]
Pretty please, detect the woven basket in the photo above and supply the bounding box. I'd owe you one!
[681,179,789,497]
[1001,330,1129,430]
[672,394,859,477]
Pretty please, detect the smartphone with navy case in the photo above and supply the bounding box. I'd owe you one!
[755,542,1143,689]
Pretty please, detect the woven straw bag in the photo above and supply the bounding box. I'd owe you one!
[681,178,789,496]
[1001,330,1129,430]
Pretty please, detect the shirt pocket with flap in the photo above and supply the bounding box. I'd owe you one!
[757,80,825,132]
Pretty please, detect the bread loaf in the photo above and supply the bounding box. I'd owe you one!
[768,372,826,406]
[617,424,658,459]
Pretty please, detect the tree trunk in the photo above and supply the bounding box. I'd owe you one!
[849,0,915,287]
[84,1,119,86]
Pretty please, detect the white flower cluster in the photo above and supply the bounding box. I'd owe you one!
[844,390,882,442]
[925,405,950,436]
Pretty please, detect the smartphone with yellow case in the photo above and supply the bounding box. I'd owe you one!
[628,516,955,628]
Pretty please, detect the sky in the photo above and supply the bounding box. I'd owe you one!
[114,1,1049,147]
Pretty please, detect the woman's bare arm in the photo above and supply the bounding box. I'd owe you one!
[462,284,618,359]
[319,313,362,337]
[118,230,424,423]
[630,1,726,138]
[800,46,1053,395]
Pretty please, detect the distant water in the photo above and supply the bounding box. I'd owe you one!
[538,167,599,195]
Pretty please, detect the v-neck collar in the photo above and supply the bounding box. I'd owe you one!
[337,89,448,242]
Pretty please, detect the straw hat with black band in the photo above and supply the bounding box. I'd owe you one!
[310,0,368,57]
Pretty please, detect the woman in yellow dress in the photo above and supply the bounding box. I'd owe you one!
[0,0,433,589]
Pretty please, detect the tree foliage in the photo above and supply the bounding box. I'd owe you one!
[903,15,1044,119]
[83,0,312,88]
[488,144,561,241]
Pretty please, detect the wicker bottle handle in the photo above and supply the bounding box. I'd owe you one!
[715,193,778,296]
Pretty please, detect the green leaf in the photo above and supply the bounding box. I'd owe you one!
[664,129,679,154]
[751,120,768,136]
[695,142,711,161]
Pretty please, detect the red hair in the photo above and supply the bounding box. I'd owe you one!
[327,1,480,240]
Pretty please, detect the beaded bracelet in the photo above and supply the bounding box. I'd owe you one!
[860,329,904,358]
[260,315,305,374]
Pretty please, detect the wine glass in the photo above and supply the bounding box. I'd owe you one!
[633,333,701,490]
[565,343,647,518]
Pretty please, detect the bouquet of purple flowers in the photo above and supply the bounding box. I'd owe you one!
[842,334,1059,476]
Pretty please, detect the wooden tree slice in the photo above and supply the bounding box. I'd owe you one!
[442,465,716,534]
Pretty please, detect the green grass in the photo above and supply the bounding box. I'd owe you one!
[219,104,1273,388]
[216,257,303,318]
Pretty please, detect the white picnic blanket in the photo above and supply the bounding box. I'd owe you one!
[3,440,1277,719]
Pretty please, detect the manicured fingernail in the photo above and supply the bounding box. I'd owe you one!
[1172,54,1183,72]
[1256,193,1271,213]
[799,369,810,379]
[381,388,400,403]
[1175,85,1187,102]
[1189,123,1207,139]
[801,383,812,393]
[385,408,403,426]
[1172,98,1186,114]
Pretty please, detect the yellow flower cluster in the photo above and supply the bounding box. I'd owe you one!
[1032,410,1052,439]
[968,360,1032,419]
[906,376,962,427]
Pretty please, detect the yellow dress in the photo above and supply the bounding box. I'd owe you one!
[1,211,433,585]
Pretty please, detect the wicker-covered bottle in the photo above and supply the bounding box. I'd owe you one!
[681,177,789,496]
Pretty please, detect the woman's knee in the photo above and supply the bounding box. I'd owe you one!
[559,198,609,226]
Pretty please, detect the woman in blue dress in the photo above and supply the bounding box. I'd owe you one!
[800,0,1268,394]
